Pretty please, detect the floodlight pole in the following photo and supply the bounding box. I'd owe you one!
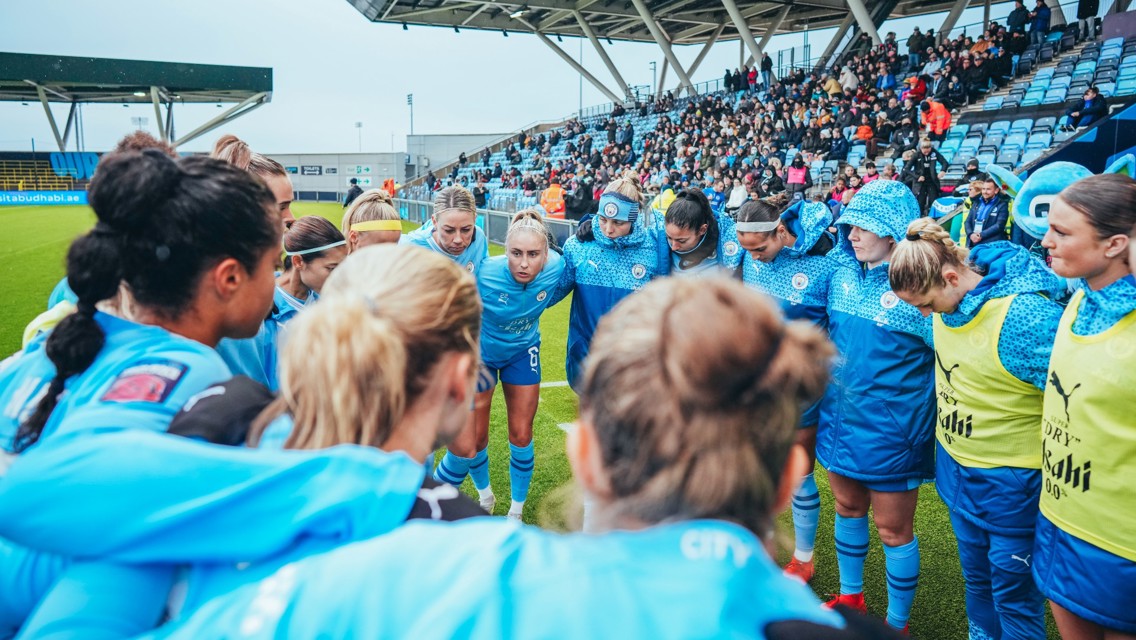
[407,94,415,135]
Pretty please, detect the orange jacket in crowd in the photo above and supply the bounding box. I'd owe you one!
[921,100,952,136]
[540,184,566,218]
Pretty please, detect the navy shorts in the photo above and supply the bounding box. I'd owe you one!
[477,342,541,393]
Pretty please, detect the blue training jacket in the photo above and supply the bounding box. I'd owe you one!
[817,180,936,484]
[400,224,489,276]
[0,430,427,635]
[653,211,744,278]
[144,519,844,639]
[477,252,566,366]
[550,216,665,389]
[0,312,231,453]
[741,200,837,329]
[47,277,77,308]
[934,242,1065,535]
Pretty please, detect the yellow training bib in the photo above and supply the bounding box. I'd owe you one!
[933,294,1045,469]
[1039,289,1136,562]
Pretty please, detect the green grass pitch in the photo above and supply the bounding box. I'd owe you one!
[4,201,1059,638]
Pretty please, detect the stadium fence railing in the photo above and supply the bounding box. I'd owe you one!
[395,198,579,249]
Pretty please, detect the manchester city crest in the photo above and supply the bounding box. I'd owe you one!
[880,291,899,309]
[631,264,647,279]
[603,202,620,218]
[536,290,548,302]
[791,273,809,290]
[724,241,739,257]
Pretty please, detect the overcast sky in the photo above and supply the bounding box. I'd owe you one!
[0,0,1016,154]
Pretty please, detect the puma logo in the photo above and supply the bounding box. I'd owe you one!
[417,484,460,520]
[1011,554,1031,567]
[936,353,960,385]
[1049,372,1081,421]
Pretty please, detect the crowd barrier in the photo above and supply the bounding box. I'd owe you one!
[394,199,579,248]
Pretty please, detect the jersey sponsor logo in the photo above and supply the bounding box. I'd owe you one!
[101,361,188,404]
[791,273,809,290]
[723,241,739,257]
[631,264,647,279]
[880,291,900,309]
[536,290,548,302]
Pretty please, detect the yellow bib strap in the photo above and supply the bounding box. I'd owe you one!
[351,220,403,232]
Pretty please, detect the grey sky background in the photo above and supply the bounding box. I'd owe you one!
[1,0,1013,154]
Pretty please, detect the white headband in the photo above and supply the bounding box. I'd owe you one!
[285,240,347,256]
[735,220,781,233]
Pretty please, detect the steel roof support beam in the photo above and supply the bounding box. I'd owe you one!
[630,0,696,96]
[575,11,631,98]
[845,0,881,45]
[34,84,77,152]
[815,13,854,69]
[744,3,791,67]
[528,26,624,102]
[680,22,727,87]
[720,0,768,80]
[173,91,270,149]
[657,56,670,99]
[938,0,970,41]
[150,86,168,142]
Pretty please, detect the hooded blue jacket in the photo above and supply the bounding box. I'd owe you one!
[550,216,665,390]
[817,179,936,484]
[934,242,1066,534]
[141,519,844,639]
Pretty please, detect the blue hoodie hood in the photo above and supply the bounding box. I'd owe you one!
[961,242,1066,314]
[781,200,834,258]
[833,179,921,268]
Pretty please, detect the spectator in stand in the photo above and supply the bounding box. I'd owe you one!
[828,128,851,162]
[1029,0,1051,46]
[965,178,1012,246]
[907,139,949,214]
[904,76,928,103]
[761,53,774,89]
[1062,86,1109,129]
[472,178,490,211]
[907,28,925,70]
[862,161,881,184]
[784,154,813,197]
[748,66,758,91]
[1077,0,1099,39]
[839,65,860,92]
[822,72,843,96]
[920,100,952,141]
[855,114,879,160]
[1007,0,1030,33]
[929,69,948,102]
[882,163,899,180]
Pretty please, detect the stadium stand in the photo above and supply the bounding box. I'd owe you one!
[398,9,1136,211]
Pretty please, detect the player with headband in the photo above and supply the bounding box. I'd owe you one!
[736,194,837,584]
[550,171,666,392]
[401,185,488,275]
[342,189,403,251]
[276,217,347,320]
[438,210,566,519]
[890,219,1064,640]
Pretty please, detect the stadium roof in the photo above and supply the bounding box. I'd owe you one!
[347,0,980,102]
[0,52,273,151]
[348,0,968,44]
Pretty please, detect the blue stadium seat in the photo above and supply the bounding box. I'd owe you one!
[1053,129,1077,144]
[1119,66,1136,81]
[1009,118,1034,134]
[1003,132,1029,152]
[1117,78,1136,95]
[988,120,1011,134]
[942,138,962,153]
[1034,67,1055,79]
[1030,76,1052,90]
[1096,68,1118,83]
[946,124,969,140]
[1097,81,1117,97]
[983,132,1006,147]
[997,150,1021,165]
[1021,95,1043,107]
[976,152,997,167]
[1021,149,1044,165]
[983,96,1004,110]
[1043,89,1067,103]
[1027,132,1052,149]
[1033,116,1057,133]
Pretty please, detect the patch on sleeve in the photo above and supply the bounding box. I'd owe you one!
[101,361,188,404]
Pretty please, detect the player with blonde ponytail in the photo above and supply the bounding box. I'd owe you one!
[891,218,1064,640]
[437,210,566,519]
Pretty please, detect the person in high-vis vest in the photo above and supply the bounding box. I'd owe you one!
[1033,174,1136,638]
[539,177,566,219]
[890,220,1065,640]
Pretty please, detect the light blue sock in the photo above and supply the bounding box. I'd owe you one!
[469,447,491,491]
[834,514,870,595]
[433,451,473,487]
[791,472,821,560]
[884,537,921,629]
[509,441,535,503]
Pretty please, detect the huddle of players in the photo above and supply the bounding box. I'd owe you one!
[0,132,1133,639]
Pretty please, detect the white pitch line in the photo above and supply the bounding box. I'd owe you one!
[540,380,570,388]
[557,423,576,433]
